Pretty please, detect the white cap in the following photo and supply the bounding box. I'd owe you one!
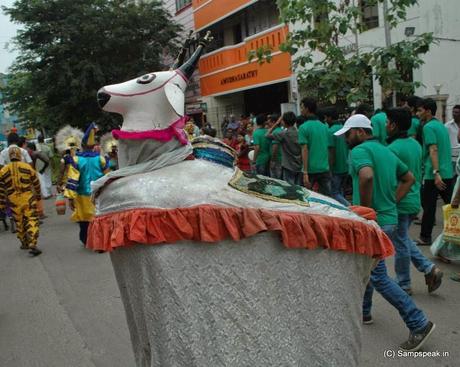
[334,114,373,136]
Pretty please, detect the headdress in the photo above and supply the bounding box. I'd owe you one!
[82,122,98,147]
[55,125,84,153]
[100,132,118,156]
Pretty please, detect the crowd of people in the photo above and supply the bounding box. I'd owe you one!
[212,98,460,278]
[0,124,118,256]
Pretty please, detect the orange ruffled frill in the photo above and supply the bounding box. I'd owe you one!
[87,204,394,259]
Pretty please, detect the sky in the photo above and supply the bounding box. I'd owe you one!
[0,0,20,74]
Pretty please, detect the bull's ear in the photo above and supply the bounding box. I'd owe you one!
[164,82,185,116]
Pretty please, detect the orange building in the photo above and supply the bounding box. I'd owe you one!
[192,0,298,132]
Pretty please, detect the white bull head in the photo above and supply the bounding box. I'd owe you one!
[97,32,211,136]
[98,70,187,132]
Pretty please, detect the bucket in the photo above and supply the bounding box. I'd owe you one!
[55,194,66,215]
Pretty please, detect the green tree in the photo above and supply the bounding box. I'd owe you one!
[271,0,433,105]
[2,0,181,133]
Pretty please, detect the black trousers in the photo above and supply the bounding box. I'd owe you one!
[79,221,90,246]
[420,178,454,240]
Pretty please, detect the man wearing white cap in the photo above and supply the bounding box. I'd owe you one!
[335,114,436,351]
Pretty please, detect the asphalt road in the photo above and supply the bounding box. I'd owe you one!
[0,200,458,367]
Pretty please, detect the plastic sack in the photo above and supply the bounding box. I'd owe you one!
[442,204,460,245]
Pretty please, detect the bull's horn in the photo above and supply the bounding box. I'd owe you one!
[170,30,194,70]
[178,31,212,80]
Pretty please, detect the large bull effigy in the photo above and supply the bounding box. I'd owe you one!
[88,34,393,367]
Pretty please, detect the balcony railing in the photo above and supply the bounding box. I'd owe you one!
[198,25,292,96]
[192,0,256,31]
[199,24,288,76]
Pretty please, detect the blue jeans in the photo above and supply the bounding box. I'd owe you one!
[255,163,269,176]
[363,224,428,332]
[270,162,283,179]
[282,168,302,186]
[393,214,434,290]
[330,173,350,206]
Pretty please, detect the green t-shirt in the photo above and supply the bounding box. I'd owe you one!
[371,112,388,145]
[350,139,408,226]
[422,118,453,180]
[271,126,283,163]
[329,123,349,174]
[298,119,332,174]
[253,127,271,165]
[408,117,420,137]
[388,137,422,215]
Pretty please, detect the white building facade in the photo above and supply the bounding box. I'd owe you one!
[310,0,460,120]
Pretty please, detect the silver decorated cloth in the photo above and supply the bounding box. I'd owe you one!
[91,139,193,194]
[96,159,378,366]
[111,232,373,367]
[95,159,372,225]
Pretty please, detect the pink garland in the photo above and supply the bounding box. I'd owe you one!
[112,116,189,145]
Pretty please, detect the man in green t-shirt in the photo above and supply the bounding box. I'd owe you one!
[298,97,332,196]
[267,113,283,179]
[386,108,442,295]
[252,114,271,176]
[335,114,435,352]
[324,106,349,206]
[371,110,388,145]
[417,98,454,245]
[406,96,422,142]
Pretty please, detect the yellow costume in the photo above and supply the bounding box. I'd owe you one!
[0,151,42,255]
[63,123,107,245]
[64,154,106,222]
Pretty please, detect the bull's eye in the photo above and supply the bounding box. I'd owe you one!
[137,74,156,84]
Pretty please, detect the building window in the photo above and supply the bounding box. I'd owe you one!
[176,0,192,12]
[360,0,379,30]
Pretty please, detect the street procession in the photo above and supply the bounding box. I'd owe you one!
[0,0,459,366]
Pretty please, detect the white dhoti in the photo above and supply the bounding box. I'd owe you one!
[38,167,53,198]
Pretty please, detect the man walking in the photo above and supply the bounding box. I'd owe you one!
[407,96,422,141]
[371,109,388,145]
[36,135,53,199]
[386,108,443,294]
[64,123,107,246]
[417,98,454,245]
[267,114,283,179]
[335,114,435,352]
[325,107,349,206]
[266,112,302,185]
[298,97,332,195]
[445,105,460,175]
[0,133,32,168]
[0,147,42,256]
[252,114,271,176]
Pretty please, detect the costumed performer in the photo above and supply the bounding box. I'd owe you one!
[0,147,42,256]
[87,33,394,366]
[100,133,119,171]
[63,123,107,246]
[55,125,84,193]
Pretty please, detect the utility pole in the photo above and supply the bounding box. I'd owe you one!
[383,0,397,107]
[352,0,359,56]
